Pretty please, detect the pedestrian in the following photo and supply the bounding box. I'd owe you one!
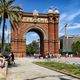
[9,52,15,64]
[0,54,5,68]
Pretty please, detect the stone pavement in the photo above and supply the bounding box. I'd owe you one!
[0,61,8,80]
[51,57,80,65]
[6,57,79,80]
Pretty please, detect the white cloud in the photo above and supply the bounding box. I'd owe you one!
[26,41,31,45]
[68,23,80,29]
[5,30,11,35]
[59,10,80,33]
[60,10,80,23]
[67,10,80,21]
[60,13,67,21]
[59,32,64,37]
[30,33,38,37]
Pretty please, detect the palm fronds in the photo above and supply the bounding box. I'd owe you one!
[0,0,22,52]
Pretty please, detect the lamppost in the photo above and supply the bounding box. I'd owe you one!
[60,23,68,56]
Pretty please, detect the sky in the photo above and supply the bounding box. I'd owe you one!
[0,0,80,44]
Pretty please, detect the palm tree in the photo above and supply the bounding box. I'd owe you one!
[0,0,22,53]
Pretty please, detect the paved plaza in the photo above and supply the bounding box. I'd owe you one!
[6,57,80,80]
[51,57,80,65]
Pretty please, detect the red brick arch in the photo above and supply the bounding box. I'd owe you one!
[11,12,59,57]
[22,25,48,40]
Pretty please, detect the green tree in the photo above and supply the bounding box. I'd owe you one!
[5,43,10,51]
[0,0,22,52]
[27,40,40,55]
[72,41,80,56]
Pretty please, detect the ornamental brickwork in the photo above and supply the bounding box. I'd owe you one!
[11,11,59,57]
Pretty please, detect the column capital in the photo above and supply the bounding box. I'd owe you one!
[54,14,60,23]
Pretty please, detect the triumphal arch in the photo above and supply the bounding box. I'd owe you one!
[11,8,60,57]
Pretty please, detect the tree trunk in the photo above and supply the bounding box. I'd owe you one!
[2,14,5,52]
[1,0,5,53]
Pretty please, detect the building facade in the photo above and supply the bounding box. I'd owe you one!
[60,35,80,52]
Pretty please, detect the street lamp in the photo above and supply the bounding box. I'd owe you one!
[60,23,68,56]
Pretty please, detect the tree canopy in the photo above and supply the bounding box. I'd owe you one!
[71,41,80,55]
[27,40,40,56]
[0,0,22,52]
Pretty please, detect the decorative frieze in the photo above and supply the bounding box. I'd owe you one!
[22,17,48,23]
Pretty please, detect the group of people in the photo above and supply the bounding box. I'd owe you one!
[0,52,15,68]
[34,52,61,59]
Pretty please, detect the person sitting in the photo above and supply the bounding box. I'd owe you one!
[0,54,5,68]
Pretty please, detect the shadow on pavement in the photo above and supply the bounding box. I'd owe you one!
[25,75,71,80]
[60,78,70,80]
[8,63,20,68]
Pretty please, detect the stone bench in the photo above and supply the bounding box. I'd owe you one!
[0,61,8,80]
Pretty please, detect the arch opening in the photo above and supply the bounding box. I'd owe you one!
[26,28,44,56]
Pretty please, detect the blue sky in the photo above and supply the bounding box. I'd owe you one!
[0,0,80,44]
